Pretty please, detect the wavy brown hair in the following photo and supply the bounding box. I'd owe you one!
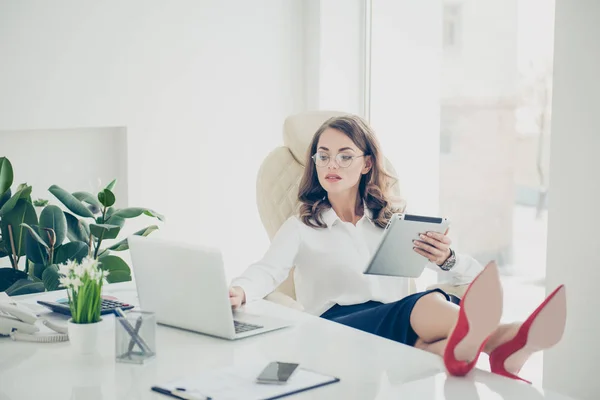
[298,115,405,229]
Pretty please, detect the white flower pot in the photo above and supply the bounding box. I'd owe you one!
[68,319,103,355]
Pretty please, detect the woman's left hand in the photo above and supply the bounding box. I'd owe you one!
[413,230,452,266]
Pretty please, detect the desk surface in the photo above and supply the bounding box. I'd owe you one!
[0,283,575,400]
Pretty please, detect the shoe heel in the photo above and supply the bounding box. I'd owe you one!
[444,261,503,376]
[489,285,567,383]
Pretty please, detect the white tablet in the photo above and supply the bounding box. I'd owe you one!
[364,213,451,278]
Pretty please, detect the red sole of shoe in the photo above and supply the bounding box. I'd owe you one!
[453,262,504,362]
[502,286,567,374]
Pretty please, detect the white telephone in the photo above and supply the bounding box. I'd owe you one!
[0,292,68,342]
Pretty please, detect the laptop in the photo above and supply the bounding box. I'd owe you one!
[128,235,291,340]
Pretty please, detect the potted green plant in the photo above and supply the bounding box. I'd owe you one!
[0,157,38,292]
[0,156,164,295]
[58,257,108,354]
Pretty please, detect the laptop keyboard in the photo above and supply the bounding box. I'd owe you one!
[234,320,263,333]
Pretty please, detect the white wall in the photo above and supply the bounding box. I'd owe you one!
[0,128,127,207]
[0,0,305,279]
[543,1,600,399]
[303,0,322,112]
[302,0,366,116]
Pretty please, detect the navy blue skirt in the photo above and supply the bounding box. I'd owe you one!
[319,289,452,347]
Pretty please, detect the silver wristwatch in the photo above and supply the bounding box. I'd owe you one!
[438,248,456,271]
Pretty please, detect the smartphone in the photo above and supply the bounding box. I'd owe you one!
[256,362,300,384]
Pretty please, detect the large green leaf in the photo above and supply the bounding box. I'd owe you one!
[0,268,28,292]
[105,207,115,219]
[23,224,49,265]
[105,179,117,191]
[97,189,116,208]
[64,212,90,243]
[0,200,38,257]
[0,185,32,216]
[0,188,11,210]
[98,255,131,283]
[72,191,102,209]
[0,157,13,196]
[48,185,94,218]
[90,224,120,241]
[39,205,67,247]
[54,242,89,265]
[5,279,45,295]
[96,214,124,228]
[107,225,159,251]
[96,248,108,259]
[20,223,49,249]
[108,216,125,228]
[107,207,165,223]
[15,183,32,204]
[42,264,61,291]
[0,241,7,258]
[72,192,102,215]
[31,263,48,280]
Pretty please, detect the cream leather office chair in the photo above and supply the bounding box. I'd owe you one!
[256,111,466,310]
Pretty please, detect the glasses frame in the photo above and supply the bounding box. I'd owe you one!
[311,152,367,168]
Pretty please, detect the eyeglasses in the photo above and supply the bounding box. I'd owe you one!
[311,151,366,168]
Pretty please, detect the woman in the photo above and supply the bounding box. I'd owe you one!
[229,115,566,382]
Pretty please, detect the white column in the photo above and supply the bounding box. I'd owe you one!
[543,1,600,399]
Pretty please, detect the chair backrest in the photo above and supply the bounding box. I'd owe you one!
[256,111,403,300]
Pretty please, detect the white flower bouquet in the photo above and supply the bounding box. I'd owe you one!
[58,257,109,324]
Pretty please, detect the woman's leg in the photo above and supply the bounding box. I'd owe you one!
[410,292,521,358]
[409,292,457,358]
[409,291,459,344]
[414,338,447,356]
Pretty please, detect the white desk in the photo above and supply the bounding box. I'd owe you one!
[0,283,576,400]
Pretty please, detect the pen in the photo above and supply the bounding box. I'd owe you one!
[171,388,210,400]
[151,386,211,400]
[114,307,152,354]
[127,315,144,356]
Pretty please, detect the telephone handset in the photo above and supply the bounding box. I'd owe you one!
[0,293,68,342]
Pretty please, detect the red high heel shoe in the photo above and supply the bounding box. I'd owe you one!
[489,285,567,383]
[443,261,503,376]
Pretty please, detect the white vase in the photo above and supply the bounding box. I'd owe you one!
[68,319,102,355]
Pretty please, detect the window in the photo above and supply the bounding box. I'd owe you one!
[370,0,555,382]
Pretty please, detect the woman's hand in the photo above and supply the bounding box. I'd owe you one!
[413,229,452,266]
[229,286,246,309]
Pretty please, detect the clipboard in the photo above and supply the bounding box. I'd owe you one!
[364,213,450,278]
[151,363,340,400]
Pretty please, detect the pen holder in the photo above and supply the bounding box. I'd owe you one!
[115,310,156,364]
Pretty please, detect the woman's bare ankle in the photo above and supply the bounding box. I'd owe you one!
[484,322,521,354]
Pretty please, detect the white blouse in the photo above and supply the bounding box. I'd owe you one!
[231,207,483,316]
